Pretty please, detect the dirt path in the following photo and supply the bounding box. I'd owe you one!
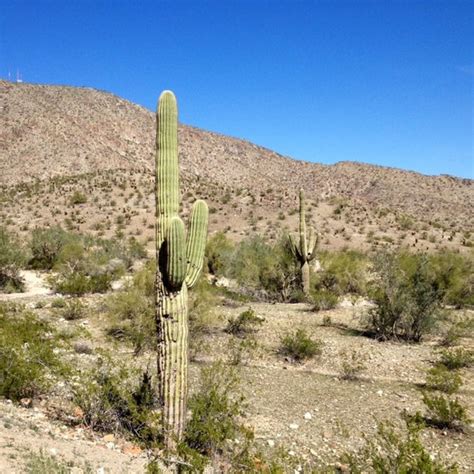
[0,270,52,301]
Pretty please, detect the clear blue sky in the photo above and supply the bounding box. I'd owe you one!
[1,1,473,178]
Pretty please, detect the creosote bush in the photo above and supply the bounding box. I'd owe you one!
[0,226,27,293]
[106,260,155,354]
[225,308,263,337]
[438,347,473,370]
[341,416,458,473]
[425,365,463,394]
[421,392,470,430]
[365,252,443,342]
[73,356,159,444]
[0,304,68,401]
[279,328,322,362]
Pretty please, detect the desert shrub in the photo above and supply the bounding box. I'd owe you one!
[339,349,368,381]
[0,304,68,401]
[429,252,474,308]
[51,297,67,308]
[226,337,258,366]
[182,361,252,470]
[438,347,473,370]
[421,392,470,430]
[69,190,88,205]
[49,235,132,295]
[29,226,75,270]
[0,226,27,292]
[189,278,220,360]
[73,358,159,443]
[225,308,263,337]
[228,234,300,302]
[310,289,338,311]
[205,232,234,276]
[365,252,443,342]
[439,314,474,347]
[341,417,458,473]
[425,365,462,394]
[279,328,322,362]
[58,298,87,321]
[315,250,369,296]
[25,449,93,474]
[106,261,155,353]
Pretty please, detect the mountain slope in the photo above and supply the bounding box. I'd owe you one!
[0,80,472,250]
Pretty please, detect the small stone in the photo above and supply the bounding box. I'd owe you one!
[267,439,275,447]
[20,398,32,408]
[49,448,58,456]
[289,423,299,430]
[304,412,312,420]
[103,433,115,443]
[123,444,142,456]
[96,468,105,474]
[106,442,115,450]
[288,450,295,456]
[377,390,383,396]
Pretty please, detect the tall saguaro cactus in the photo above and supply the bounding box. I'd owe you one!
[155,91,208,450]
[289,189,318,296]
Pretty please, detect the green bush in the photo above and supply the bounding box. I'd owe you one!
[0,304,68,401]
[310,289,338,311]
[421,392,470,430]
[339,349,368,381]
[438,348,473,370]
[365,252,443,342]
[73,358,159,443]
[69,190,88,205]
[58,298,87,321]
[228,234,301,302]
[341,417,458,473]
[225,308,263,337]
[183,361,251,468]
[105,261,155,353]
[205,232,234,276]
[0,226,26,292]
[279,329,322,362]
[425,365,463,394]
[429,252,474,308]
[439,314,474,347]
[29,226,75,270]
[315,250,369,296]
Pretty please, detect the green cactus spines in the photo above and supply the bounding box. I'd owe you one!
[289,189,318,295]
[155,90,208,450]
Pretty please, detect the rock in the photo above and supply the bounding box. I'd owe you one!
[289,423,299,430]
[103,433,115,443]
[304,412,312,420]
[267,439,275,448]
[123,444,142,456]
[377,389,383,396]
[20,398,32,408]
[106,441,115,450]
[49,448,58,456]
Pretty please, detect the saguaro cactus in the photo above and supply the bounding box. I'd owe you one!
[289,189,318,296]
[155,91,208,450]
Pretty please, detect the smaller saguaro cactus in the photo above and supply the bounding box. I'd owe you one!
[289,189,318,296]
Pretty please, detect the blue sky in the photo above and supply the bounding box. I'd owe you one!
[1,1,472,178]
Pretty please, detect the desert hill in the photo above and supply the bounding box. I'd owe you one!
[0,80,472,251]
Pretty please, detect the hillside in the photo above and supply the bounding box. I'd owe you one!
[0,80,472,251]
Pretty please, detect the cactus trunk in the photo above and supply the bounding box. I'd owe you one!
[155,91,208,452]
[289,190,318,297]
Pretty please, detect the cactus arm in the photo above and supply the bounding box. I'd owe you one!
[164,216,187,290]
[289,232,302,260]
[156,90,179,247]
[185,199,209,288]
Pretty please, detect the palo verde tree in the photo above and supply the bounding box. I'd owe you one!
[155,91,208,450]
[289,189,318,296]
